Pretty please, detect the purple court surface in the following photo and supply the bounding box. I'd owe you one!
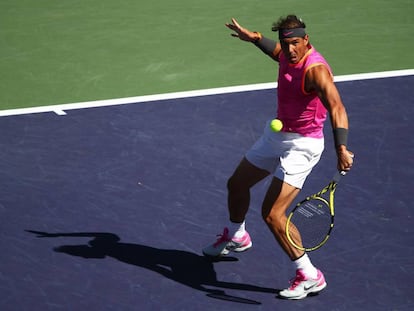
[0,75,413,310]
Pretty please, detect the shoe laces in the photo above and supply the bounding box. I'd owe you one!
[289,270,307,290]
[213,227,230,247]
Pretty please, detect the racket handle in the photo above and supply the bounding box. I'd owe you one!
[333,171,345,182]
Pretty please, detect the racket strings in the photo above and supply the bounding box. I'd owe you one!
[288,199,332,249]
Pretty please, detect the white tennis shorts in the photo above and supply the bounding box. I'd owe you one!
[246,120,325,189]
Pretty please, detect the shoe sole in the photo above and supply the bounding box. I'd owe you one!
[231,241,253,252]
[202,242,253,257]
[278,282,327,300]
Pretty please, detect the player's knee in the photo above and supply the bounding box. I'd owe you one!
[263,212,284,229]
[263,209,286,234]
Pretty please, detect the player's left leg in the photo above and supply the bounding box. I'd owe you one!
[261,178,327,299]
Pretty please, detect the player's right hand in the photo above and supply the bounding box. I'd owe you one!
[225,18,257,42]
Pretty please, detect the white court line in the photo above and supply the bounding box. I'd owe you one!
[0,69,413,117]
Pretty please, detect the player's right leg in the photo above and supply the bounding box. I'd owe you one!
[202,158,269,257]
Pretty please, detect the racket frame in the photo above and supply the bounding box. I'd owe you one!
[285,173,340,252]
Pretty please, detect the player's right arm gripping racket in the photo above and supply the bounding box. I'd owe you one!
[285,171,347,252]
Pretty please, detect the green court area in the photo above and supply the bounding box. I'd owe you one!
[1,0,413,110]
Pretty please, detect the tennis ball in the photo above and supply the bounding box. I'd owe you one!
[270,119,283,132]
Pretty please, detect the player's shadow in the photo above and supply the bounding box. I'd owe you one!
[26,230,278,304]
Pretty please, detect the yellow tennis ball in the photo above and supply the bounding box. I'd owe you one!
[270,119,283,132]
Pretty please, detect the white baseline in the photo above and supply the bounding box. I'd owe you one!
[0,69,413,117]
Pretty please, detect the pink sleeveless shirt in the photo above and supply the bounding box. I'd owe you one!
[277,46,332,138]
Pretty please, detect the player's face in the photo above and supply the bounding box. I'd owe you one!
[280,35,310,64]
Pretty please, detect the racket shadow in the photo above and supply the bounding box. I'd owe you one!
[26,230,278,304]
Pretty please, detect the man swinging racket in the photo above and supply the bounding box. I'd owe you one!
[202,15,354,300]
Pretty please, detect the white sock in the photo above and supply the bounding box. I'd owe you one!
[228,220,246,239]
[294,253,318,279]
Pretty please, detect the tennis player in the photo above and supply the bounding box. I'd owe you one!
[202,15,354,299]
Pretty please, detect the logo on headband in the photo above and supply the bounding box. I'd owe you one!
[279,28,307,39]
[283,31,294,37]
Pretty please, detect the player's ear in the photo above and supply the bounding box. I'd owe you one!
[303,34,309,45]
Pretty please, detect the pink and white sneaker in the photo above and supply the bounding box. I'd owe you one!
[202,227,252,257]
[278,269,327,300]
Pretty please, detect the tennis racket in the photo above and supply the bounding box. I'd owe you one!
[285,170,347,252]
